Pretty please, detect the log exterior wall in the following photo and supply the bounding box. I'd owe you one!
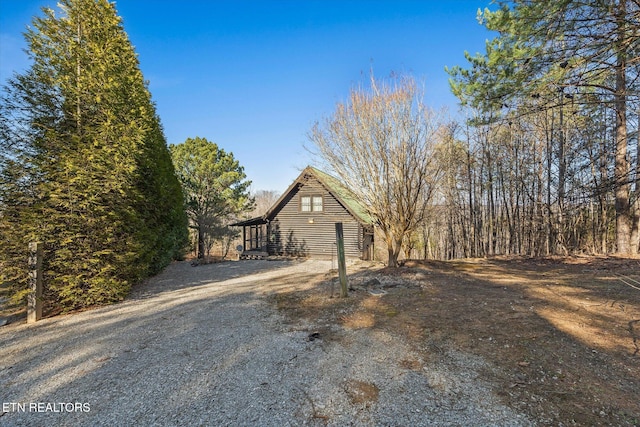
[267,177,364,258]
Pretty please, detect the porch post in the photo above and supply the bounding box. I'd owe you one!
[242,226,247,252]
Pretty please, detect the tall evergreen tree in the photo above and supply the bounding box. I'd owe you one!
[0,0,187,309]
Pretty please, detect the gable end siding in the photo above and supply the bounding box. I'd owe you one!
[268,178,362,258]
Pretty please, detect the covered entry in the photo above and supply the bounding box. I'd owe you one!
[231,217,268,258]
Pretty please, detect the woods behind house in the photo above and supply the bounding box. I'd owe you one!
[310,0,640,261]
[443,0,640,257]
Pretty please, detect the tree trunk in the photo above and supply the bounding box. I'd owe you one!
[384,230,404,267]
[631,109,640,254]
[466,129,476,257]
[387,243,398,267]
[557,91,567,255]
[631,198,640,255]
[599,110,610,254]
[614,1,631,254]
[197,226,206,259]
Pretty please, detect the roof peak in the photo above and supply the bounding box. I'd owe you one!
[299,166,372,224]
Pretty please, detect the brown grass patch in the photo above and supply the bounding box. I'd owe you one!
[344,379,379,405]
[270,256,640,425]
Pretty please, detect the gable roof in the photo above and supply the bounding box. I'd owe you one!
[304,167,373,225]
[231,166,372,227]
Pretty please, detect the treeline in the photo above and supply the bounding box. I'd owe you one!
[421,0,639,259]
[0,0,187,309]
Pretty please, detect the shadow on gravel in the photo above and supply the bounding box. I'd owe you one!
[1,258,542,426]
[129,259,299,300]
[0,260,333,426]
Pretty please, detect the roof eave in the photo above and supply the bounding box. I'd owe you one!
[229,216,267,227]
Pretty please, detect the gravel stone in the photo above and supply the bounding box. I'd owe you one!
[0,259,532,426]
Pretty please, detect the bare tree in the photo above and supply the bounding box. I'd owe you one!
[249,189,281,218]
[308,75,444,267]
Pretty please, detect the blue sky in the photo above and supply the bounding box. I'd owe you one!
[0,1,496,192]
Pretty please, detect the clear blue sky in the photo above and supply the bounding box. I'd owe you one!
[0,1,496,192]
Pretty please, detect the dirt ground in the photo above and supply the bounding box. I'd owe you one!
[2,256,638,425]
[270,256,640,426]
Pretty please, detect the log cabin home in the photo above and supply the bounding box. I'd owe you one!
[232,166,374,260]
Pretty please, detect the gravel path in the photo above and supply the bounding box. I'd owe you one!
[1,259,532,426]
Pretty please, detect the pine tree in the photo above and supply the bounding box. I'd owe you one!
[447,0,640,255]
[170,137,253,260]
[0,0,187,310]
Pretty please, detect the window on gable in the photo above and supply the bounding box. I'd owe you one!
[300,195,323,212]
[301,196,312,212]
[312,196,323,212]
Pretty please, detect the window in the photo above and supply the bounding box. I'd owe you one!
[300,195,323,212]
[312,196,323,212]
[301,196,312,212]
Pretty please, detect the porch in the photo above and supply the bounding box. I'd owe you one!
[230,217,269,259]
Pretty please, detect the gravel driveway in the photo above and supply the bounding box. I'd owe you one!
[1,259,531,426]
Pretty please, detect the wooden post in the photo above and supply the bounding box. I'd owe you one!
[335,223,348,298]
[242,226,247,251]
[27,241,43,323]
